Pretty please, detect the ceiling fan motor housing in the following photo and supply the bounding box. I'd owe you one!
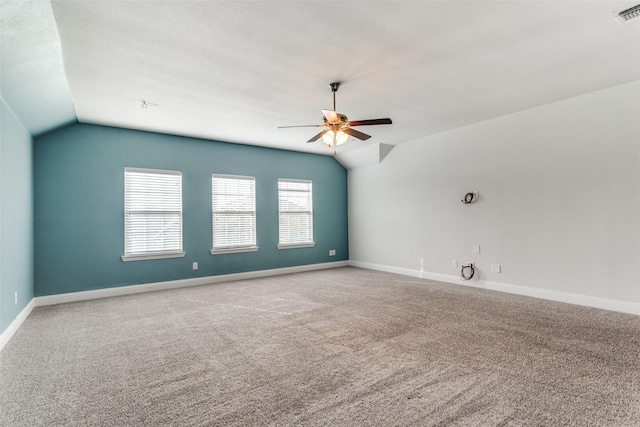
[323,113,348,125]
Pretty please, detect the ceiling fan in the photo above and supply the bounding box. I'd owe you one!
[278,82,392,154]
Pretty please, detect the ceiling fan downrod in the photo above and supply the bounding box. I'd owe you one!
[329,82,340,112]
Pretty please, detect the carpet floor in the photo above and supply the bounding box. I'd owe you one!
[1,267,639,426]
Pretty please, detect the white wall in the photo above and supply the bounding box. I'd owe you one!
[349,80,640,306]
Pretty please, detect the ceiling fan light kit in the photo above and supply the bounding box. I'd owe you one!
[322,130,348,147]
[278,82,392,154]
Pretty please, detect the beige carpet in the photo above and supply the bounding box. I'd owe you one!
[1,267,639,426]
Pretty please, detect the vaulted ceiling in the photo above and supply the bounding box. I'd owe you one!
[2,1,639,156]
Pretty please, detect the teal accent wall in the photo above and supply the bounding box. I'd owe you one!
[34,123,348,296]
[1,98,34,334]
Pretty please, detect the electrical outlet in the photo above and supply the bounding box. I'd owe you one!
[329,249,336,256]
[491,264,502,273]
[14,292,17,305]
[192,262,198,270]
[474,245,481,254]
[452,260,458,268]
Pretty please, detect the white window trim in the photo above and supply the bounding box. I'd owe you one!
[278,178,314,249]
[211,173,257,254]
[123,167,184,262]
[122,251,186,262]
[277,242,315,250]
[124,167,181,176]
[210,246,259,255]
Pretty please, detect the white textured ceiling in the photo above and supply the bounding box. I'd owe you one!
[0,0,75,135]
[3,1,640,155]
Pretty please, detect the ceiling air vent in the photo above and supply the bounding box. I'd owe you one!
[615,4,640,23]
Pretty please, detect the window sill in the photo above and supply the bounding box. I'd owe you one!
[277,243,315,250]
[121,251,186,262]
[210,246,259,255]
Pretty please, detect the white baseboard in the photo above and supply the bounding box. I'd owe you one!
[35,261,349,307]
[349,260,640,316]
[0,298,35,352]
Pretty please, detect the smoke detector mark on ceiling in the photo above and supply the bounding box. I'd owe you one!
[614,4,640,24]
[141,100,159,109]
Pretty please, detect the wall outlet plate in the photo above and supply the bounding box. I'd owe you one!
[192,262,198,270]
[491,264,501,273]
[452,260,458,268]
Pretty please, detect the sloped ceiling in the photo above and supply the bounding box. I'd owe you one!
[0,0,75,135]
[2,1,639,156]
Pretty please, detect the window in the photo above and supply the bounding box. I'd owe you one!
[122,168,184,261]
[211,174,258,254]
[278,179,314,249]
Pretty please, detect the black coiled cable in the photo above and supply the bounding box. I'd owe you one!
[461,192,475,204]
[461,263,475,281]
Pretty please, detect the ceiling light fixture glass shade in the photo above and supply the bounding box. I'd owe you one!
[322,130,349,147]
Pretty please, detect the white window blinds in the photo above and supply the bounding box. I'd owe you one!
[212,175,257,251]
[124,168,183,260]
[278,179,314,247]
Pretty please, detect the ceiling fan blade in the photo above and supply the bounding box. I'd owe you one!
[343,127,371,141]
[278,124,323,128]
[347,118,393,127]
[307,129,328,143]
[322,109,339,123]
